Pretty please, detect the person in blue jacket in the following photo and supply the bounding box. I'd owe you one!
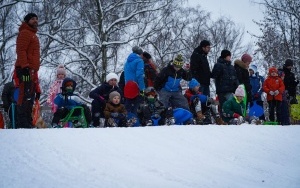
[51,77,91,127]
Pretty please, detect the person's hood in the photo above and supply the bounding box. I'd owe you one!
[127,53,141,63]
[234,59,248,69]
[62,77,77,94]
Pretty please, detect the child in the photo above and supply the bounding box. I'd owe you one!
[103,91,127,127]
[263,67,285,124]
[137,87,167,126]
[47,64,66,113]
[222,85,246,125]
[184,78,226,125]
[89,73,123,127]
[51,77,91,127]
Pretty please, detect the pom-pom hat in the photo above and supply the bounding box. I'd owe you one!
[56,64,66,76]
[235,86,245,97]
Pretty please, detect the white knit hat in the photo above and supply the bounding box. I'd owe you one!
[235,86,245,97]
[106,73,119,82]
[56,64,66,76]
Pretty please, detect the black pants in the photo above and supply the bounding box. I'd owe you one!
[16,100,34,128]
[268,100,281,123]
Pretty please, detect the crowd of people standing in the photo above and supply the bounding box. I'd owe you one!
[1,12,299,129]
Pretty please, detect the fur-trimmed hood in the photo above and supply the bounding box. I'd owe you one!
[234,59,248,69]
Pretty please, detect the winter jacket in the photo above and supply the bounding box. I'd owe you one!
[212,58,239,94]
[1,82,15,112]
[124,53,145,91]
[47,79,64,112]
[103,101,127,119]
[263,76,285,101]
[222,96,245,123]
[283,66,299,97]
[234,60,252,102]
[144,60,158,87]
[190,46,211,86]
[184,89,207,105]
[15,22,40,71]
[89,82,124,104]
[250,73,264,101]
[154,64,192,92]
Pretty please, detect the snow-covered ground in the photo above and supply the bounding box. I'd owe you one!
[1,125,300,188]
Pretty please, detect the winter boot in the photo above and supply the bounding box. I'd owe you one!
[196,111,205,124]
[146,120,153,126]
[215,116,226,125]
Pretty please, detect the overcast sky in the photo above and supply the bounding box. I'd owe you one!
[187,0,265,44]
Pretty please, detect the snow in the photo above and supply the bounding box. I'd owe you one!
[1,125,300,188]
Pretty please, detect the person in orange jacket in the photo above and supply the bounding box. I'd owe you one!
[13,13,41,128]
[263,67,285,124]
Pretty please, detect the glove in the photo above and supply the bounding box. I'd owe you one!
[274,90,279,96]
[140,90,144,97]
[269,91,274,95]
[254,93,259,99]
[233,113,240,118]
[35,92,41,100]
[111,112,119,118]
[153,113,160,119]
[18,67,31,82]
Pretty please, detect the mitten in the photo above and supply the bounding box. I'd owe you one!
[269,91,274,95]
[17,67,31,82]
[233,113,240,118]
[274,90,279,96]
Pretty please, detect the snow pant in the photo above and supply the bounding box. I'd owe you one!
[280,99,290,125]
[158,89,190,111]
[91,99,106,127]
[268,100,281,123]
[16,99,34,128]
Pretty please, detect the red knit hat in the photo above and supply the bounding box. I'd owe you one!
[241,53,252,63]
[268,67,278,74]
[124,81,139,99]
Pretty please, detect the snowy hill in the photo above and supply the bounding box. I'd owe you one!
[1,125,300,188]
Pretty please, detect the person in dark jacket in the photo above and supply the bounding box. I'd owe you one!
[212,49,239,110]
[234,53,252,107]
[154,54,192,124]
[89,73,123,127]
[142,52,158,88]
[190,40,212,96]
[282,59,299,104]
[1,81,16,128]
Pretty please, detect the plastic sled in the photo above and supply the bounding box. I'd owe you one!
[249,101,264,117]
[60,106,88,128]
[127,112,140,127]
[263,121,278,125]
[173,108,193,125]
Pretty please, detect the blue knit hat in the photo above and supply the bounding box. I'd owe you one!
[189,78,200,89]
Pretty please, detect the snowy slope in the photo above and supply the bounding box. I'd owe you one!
[1,125,300,188]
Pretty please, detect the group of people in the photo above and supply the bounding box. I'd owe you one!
[1,13,299,129]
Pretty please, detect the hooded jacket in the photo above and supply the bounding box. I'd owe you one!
[124,53,145,91]
[15,22,40,71]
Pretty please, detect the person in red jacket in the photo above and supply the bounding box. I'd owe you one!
[13,13,41,128]
[263,67,285,124]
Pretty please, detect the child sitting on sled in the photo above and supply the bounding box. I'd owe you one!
[51,77,92,128]
[222,85,246,125]
[103,91,127,127]
[137,87,167,126]
[184,78,226,125]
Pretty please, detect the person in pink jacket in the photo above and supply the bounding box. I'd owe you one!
[263,67,285,124]
[47,65,67,112]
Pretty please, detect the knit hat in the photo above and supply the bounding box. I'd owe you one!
[24,13,38,23]
[109,91,121,101]
[249,65,257,73]
[200,40,211,48]
[284,59,293,67]
[173,54,184,68]
[132,46,143,55]
[241,53,252,63]
[106,73,119,82]
[221,50,231,59]
[124,81,139,99]
[143,52,152,60]
[235,86,245,97]
[189,78,200,89]
[56,64,66,76]
[268,67,278,74]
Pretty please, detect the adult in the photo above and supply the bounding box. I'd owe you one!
[142,51,158,87]
[89,73,123,127]
[190,40,212,96]
[234,53,252,107]
[13,13,41,128]
[282,59,299,104]
[1,81,16,128]
[212,50,239,110]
